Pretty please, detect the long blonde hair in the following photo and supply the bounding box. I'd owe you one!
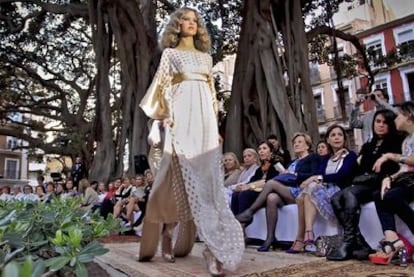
[160,7,211,53]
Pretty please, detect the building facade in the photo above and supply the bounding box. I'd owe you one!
[312,0,414,150]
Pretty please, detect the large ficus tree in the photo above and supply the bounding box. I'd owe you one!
[0,0,160,182]
[0,0,372,181]
[224,0,373,155]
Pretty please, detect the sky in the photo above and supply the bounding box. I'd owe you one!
[384,0,414,18]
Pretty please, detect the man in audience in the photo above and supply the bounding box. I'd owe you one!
[267,134,291,167]
[350,88,394,143]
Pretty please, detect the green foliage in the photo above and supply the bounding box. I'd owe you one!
[0,198,121,276]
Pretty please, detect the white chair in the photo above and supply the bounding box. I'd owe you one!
[245,204,340,241]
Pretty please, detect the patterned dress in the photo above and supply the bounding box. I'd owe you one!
[139,48,244,270]
[300,151,357,222]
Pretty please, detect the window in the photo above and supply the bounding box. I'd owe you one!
[334,87,352,119]
[6,137,18,150]
[407,72,414,100]
[366,40,383,65]
[374,80,388,94]
[5,159,19,179]
[364,34,385,69]
[314,94,325,122]
[393,24,414,60]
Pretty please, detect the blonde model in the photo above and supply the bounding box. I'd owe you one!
[139,7,244,276]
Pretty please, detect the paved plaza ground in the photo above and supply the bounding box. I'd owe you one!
[93,239,414,276]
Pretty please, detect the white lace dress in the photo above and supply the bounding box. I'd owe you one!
[140,48,244,270]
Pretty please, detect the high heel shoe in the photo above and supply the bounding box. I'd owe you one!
[202,248,225,277]
[161,228,175,263]
[236,209,254,224]
[369,239,405,265]
[257,239,277,252]
[285,240,304,254]
[304,230,315,245]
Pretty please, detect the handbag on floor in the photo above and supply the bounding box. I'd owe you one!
[314,234,343,257]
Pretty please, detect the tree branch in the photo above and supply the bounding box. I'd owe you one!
[306,25,374,90]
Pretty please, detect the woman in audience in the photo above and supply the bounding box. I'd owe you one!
[35,185,46,201]
[231,141,279,220]
[236,132,320,251]
[287,125,357,253]
[79,178,100,210]
[223,152,242,188]
[316,140,330,157]
[226,148,260,202]
[368,101,414,264]
[55,183,67,199]
[327,109,403,261]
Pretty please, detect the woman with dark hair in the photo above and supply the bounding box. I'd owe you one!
[231,141,279,217]
[316,140,330,157]
[287,125,357,253]
[327,109,404,261]
[236,133,320,251]
[369,101,414,264]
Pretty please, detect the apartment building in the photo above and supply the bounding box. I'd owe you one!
[312,0,414,150]
[0,123,28,187]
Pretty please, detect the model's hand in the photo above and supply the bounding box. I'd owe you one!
[218,134,223,144]
[381,177,391,200]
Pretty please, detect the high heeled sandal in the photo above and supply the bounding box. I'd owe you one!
[304,230,315,244]
[161,229,175,263]
[285,240,304,254]
[202,248,225,277]
[369,239,405,265]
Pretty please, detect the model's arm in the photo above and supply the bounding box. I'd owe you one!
[208,56,219,118]
[140,49,172,120]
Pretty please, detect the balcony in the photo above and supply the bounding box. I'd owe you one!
[0,168,20,180]
[333,104,353,120]
[316,109,326,123]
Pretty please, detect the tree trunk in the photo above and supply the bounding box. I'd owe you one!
[225,0,318,157]
[88,0,116,182]
[87,0,158,181]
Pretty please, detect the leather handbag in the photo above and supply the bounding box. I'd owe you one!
[315,234,343,257]
[352,172,380,186]
[273,173,297,187]
[393,172,414,188]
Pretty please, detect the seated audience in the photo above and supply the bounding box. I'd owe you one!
[100,178,122,218]
[316,140,330,158]
[55,183,67,199]
[327,109,403,261]
[0,186,13,201]
[226,148,260,203]
[236,133,320,251]
[44,182,56,203]
[35,185,46,201]
[267,134,291,167]
[287,125,357,253]
[223,152,242,188]
[368,101,414,265]
[231,141,279,220]
[22,185,39,201]
[79,178,99,210]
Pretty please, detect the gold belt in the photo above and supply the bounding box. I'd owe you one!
[171,73,209,85]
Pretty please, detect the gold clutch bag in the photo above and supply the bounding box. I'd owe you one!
[249,179,265,192]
